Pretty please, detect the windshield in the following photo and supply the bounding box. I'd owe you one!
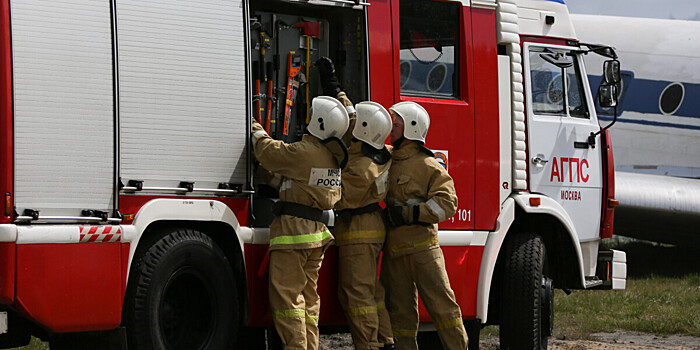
[529,48,589,118]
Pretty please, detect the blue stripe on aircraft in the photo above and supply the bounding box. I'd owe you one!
[544,0,565,3]
[589,74,700,121]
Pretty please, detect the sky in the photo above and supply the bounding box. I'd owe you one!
[565,0,700,21]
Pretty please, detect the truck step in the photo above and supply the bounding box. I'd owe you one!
[584,276,604,289]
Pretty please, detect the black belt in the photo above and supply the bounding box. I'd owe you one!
[272,201,324,223]
[336,203,382,223]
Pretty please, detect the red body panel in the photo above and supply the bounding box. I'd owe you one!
[0,0,13,224]
[14,243,124,332]
[471,8,500,231]
[367,0,396,106]
[418,246,483,321]
[0,242,15,305]
[246,244,484,326]
[600,129,615,238]
[119,195,250,227]
[369,2,496,231]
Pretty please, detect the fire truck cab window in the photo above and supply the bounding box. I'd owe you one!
[529,49,589,118]
[399,0,459,98]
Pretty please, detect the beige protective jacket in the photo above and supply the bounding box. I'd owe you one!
[252,121,341,250]
[385,142,458,257]
[333,141,392,245]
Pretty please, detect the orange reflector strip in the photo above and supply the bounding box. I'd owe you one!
[608,199,619,207]
[4,193,10,217]
[529,197,541,206]
[123,214,135,221]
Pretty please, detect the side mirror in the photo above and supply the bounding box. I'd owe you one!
[603,60,621,84]
[598,84,618,108]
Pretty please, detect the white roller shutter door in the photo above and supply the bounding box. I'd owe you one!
[116,0,248,190]
[11,0,115,217]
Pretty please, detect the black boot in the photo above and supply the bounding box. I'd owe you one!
[380,344,396,350]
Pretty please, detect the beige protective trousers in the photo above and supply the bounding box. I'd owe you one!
[338,243,393,350]
[269,247,326,350]
[382,248,468,350]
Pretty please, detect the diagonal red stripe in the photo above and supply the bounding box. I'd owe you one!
[87,234,98,243]
[88,226,98,234]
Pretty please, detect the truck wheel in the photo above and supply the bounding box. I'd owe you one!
[125,228,238,350]
[499,233,550,350]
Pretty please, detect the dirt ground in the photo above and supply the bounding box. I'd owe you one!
[320,331,700,349]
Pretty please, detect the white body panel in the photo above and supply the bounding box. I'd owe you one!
[127,198,244,277]
[515,0,576,40]
[477,198,515,322]
[11,0,115,217]
[511,193,586,286]
[498,55,513,204]
[117,0,249,189]
[524,43,603,243]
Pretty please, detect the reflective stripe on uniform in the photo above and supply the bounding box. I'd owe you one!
[435,317,463,331]
[269,173,283,189]
[393,329,418,338]
[252,130,267,145]
[376,301,386,310]
[305,315,319,324]
[335,230,384,241]
[348,305,378,317]
[273,309,305,319]
[269,230,333,246]
[387,235,438,254]
[426,198,447,222]
[280,179,292,192]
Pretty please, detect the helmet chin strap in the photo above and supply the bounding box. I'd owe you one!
[391,136,406,149]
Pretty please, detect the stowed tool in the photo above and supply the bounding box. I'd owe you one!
[253,16,273,130]
[253,61,262,123]
[265,61,274,133]
[283,53,302,138]
[292,21,320,125]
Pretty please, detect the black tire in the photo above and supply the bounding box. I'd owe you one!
[125,228,238,350]
[415,321,480,350]
[416,330,442,350]
[499,233,551,350]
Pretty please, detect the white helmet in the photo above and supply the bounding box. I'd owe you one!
[308,96,350,140]
[389,101,430,143]
[353,101,392,149]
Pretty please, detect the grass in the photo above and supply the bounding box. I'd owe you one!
[553,274,700,339]
[9,337,47,350]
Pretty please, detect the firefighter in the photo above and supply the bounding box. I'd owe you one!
[335,101,395,350]
[381,101,468,350]
[251,96,349,350]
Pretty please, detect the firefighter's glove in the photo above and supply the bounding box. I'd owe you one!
[251,120,265,134]
[387,205,420,227]
[315,57,342,97]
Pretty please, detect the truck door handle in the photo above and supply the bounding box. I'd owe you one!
[532,156,549,165]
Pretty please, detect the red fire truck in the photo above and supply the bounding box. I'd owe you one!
[0,0,626,349]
